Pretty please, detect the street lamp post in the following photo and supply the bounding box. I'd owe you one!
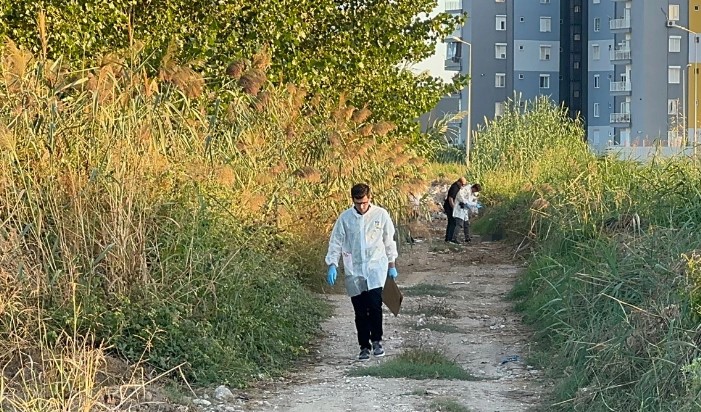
[448,36,472,166]
[672,23,698,155]
[683,63,690,145]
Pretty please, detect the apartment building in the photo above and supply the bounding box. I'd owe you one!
[419,0,700,154]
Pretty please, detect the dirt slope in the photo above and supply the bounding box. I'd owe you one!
[243,222,550,412]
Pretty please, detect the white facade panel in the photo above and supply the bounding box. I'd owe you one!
[588,39,615,72]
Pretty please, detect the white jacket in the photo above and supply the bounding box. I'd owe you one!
[325,204,398,297]
[452,185,479,221]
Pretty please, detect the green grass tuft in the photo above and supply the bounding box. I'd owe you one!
[429,398,472,412]
[402,301,459,319]
[403,283,453,297]
[407,321,462,333]
[348,348,477,380]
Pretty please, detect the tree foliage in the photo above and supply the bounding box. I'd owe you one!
[0,0,465,134]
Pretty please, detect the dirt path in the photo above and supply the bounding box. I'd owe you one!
[243,223,549,412]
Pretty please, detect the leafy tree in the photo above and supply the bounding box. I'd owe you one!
[0,0,465,134]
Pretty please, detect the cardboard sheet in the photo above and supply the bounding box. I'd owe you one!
[382,277,403,316]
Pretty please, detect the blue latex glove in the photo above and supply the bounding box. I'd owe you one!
[388,267,398,280]
[327,265,337,286]
[476,201,483,209]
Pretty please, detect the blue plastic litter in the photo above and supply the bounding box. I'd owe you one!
[500,355,520,365]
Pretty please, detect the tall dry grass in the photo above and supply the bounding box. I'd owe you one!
[0,40,429,409]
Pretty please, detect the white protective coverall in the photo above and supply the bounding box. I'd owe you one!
[452,184,479,221]
[325,204,398,297]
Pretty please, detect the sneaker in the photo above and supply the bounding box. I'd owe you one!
[447,240,460,245]
[358,348,371,361]
[372,341,385,357]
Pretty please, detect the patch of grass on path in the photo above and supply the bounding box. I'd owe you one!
[407,321,462,333]
[402,301,459,318]
[429,398,472,412]
[348,348,477,380]
[403,283,453,297]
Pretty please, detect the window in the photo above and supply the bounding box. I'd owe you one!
[447,42,462,62]
[540,0,550,3]
[593,0,600,3]
[495,102,505,116]
[668,99,679,114]
[495,73,506,88]
[669,5,680,21]
[574,5,581,12]
[495,0,505,2]
[594,74,600,88]
[540,17,552,32]
[496,15,507,31]
[519,45,524,50]
[520,17,525,22]
[593,103,600,117]
[574,61,580,69]
[539,45,551,61]
[495,43,507,59]
[519,73,525,79]
[594,17,600,32]
[669,66,681,84]
[696,5,700,11]
[539,74,550,88]
[574,34,581,41]
[592,44,600,60]
[669,36,681,52]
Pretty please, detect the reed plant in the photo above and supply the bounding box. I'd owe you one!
[474,96,701,410]
[0,40,429,408]
[470,95,591,240]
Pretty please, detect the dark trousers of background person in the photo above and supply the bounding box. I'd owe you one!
[350,287,383,349]
[444,205,456,241]
[455,217,471,243]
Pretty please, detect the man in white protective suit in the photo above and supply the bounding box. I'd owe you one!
[325,183,399,361]
[451,182,482,244]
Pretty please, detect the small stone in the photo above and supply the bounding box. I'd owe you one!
[214,385,235,401]
[193,398,212,407]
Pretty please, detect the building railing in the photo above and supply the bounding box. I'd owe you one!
[610,48,631,61]
[445,0,461,10]
[444,58,461,71]
[610,112,631,123]
[610,18,631,30]
[610,81,632,92]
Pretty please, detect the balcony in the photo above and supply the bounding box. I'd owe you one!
[444,57,461,71]
[610,47,631,62]
[610,81,632,94]
[610,112,631,124]
[445,0,462,11]
[610,18,631,31]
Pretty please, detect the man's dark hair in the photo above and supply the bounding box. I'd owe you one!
[351,183,371,199]
[472,183,482,192]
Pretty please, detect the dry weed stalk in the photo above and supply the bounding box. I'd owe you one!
[351,106,372,123]
[252,46,272,71]
[226,60,245,79]
[238,68,266,96]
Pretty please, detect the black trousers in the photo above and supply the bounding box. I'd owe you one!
[444,205,456,241]
[350,287,383,349]
[455,217,471,242]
